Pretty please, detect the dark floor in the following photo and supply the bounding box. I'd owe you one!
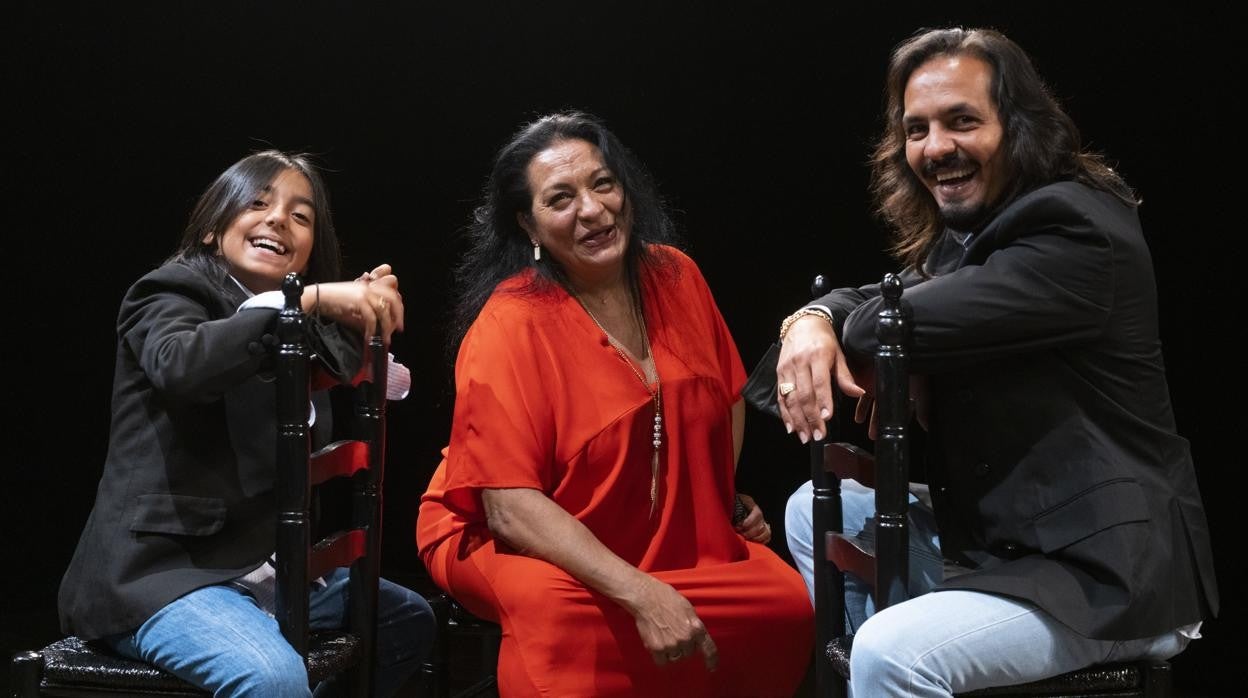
[4,589,1232,697]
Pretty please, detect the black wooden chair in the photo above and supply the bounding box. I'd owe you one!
[425,594,500,698]
[811,273,1172,697]
[11,273,389,697]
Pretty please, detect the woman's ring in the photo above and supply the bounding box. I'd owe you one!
[778,382,796,397]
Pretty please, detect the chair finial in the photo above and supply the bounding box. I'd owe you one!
[881,273,902,303]
[282,273,303,311]
[811,274,829,299]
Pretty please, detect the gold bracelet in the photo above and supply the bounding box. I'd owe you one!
[778,307,833,342]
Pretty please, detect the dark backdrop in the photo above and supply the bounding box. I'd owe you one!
[5,3,1239,695]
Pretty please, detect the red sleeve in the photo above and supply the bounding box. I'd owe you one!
[658,247,747,404]
[703,274,747,403]
[439,301,556,518]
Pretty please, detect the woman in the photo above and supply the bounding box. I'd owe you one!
[418,112,812,696]
[58,150,434,697]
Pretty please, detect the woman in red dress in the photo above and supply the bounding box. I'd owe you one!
[418,111,812,697]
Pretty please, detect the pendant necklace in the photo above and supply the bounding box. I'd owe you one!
[577,297,663,518]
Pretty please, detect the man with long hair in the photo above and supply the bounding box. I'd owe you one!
[776,27,1217,695]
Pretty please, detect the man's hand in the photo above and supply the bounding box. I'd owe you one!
[855,374,931,440]
[776,314,865,442]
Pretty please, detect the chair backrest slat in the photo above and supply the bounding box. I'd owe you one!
[310,441,370,485]
[310,529,368,579]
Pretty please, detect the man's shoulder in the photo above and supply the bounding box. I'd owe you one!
[1004,181,1129,218]
[1008,181,1094,212]
[987,181,1136,237]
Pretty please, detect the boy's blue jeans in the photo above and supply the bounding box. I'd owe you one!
[106,568,434,697]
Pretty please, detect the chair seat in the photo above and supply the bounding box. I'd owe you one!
[825,634,1166,696]
[34,632,361,695]
[448,598,501,636]
[38,636,203,695]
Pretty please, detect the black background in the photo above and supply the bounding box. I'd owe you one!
[4,2,1239,695]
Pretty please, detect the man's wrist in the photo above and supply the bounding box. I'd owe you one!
[779,307,834,342]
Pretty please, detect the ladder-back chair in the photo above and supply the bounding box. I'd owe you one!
[11,273,388,697]
[812,273,1172,698]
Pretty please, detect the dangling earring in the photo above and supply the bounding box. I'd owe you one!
[532,240,541,262]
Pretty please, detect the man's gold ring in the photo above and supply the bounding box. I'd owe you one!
[778,382,796,397]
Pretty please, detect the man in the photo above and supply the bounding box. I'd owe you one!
[776,27,1217,696]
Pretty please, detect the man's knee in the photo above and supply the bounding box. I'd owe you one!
[784,478,877,542]
[222,646,309,698]
[377,581,436,665]
[849,615,930,694]
[784,481,814,555]
[839,479,878,536]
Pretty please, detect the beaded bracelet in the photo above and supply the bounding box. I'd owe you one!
[778,307,834,342]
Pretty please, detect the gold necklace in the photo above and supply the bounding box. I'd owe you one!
[577,298,663,518]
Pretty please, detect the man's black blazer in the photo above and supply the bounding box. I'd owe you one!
[819,181,1218,640]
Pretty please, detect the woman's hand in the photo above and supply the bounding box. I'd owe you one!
[481,487,718,671]
[733,493,771,544]
[775,315,864,443]
[627,576,719,670]
[303,263,405,343]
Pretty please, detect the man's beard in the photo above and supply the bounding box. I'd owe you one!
[938,200,991,233]
[923,155,996,233]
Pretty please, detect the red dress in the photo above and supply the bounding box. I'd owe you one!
[418,247,812,697]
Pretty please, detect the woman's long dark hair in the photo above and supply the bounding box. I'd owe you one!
[448,111,678,353]
[870,27,1137,273]
[171,150,341,286]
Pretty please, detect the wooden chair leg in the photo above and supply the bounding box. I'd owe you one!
[11,650,45,697]
[425,595,452,698]
[1141,660,1171,698]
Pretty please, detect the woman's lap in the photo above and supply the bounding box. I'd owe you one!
[428,529,812,697]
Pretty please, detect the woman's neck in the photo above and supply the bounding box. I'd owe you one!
[571,274,650,362]
[567,268,631,308]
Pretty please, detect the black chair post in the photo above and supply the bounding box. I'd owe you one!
[808,275,848,698]
[348,332,387,697]
[811,436,846,698]
[11,650,44,696]
[872,273,911,610]
[275,272,312,656]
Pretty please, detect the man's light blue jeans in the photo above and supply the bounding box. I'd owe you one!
[785,479,1192,696]
[105,568,434,697]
